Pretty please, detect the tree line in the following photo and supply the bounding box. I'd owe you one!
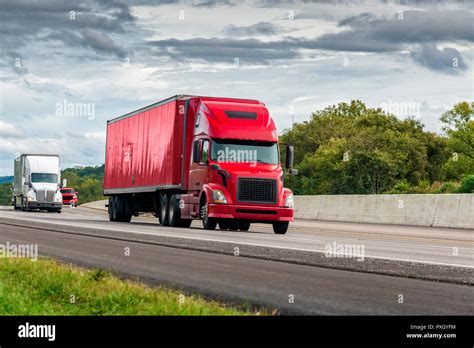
[280,101,474,195]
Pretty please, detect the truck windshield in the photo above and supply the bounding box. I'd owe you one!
[31,173,58,183]
[211,139,279,164]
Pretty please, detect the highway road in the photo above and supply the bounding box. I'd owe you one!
[0,205,472,314]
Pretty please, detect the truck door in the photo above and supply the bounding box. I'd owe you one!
[189,139,210,191]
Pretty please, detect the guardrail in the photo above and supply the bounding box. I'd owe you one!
[294,194,474,229]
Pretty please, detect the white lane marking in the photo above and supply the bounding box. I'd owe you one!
[1,215,473,269]
[8,214,472,254]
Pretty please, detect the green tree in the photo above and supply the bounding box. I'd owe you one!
[0,183,13,205]
[280,100,451,194]
[61,165,105,204]
[441,102,474,180]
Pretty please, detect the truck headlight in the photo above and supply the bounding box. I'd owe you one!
[27,190,36,202]
[212,190,227,204]
[284,193,294,208]
[54,191,63,202]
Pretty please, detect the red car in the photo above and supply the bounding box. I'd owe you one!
[60,188,78,207]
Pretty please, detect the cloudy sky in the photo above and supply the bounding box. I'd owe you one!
[0,0,473,175]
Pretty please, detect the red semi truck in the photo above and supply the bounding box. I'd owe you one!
[104,95,296,234]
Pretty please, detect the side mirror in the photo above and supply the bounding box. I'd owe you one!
[75,192,79,195]
[192,140,200,163]
[289,168,298,176]
[285,145,295,169]
[24,182,32,187]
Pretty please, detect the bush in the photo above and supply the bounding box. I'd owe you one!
[457,175,474,193]
[386,180,411,194]
[434,181,459,193]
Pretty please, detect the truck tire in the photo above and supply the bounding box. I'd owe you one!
[116,196,132,222]
[168,194,181,227]
[238,221,251,231]
[108,197,116,221]
[14,197,20,210]
[159,193,169,226]
[21,197,28,212]
[167,194,192,228]
[200,198,217,230]
[218,220,229,230]
[227,220,240,231]
[179,219,192,228]
[272,221,289,235]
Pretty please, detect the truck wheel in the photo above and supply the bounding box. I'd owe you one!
[227,220,240,231]
[179,219,192,228]
[14,197,20,210]
[21,197,28,212]
[218,220,229,230]
[116,196,132,222]
[159,194,169,226]
[120,196,132,222]
[168,194,181,227]
[201,200,217,230]
[272,222,289,235]
[239,221,251,231]
[108,197,116,221]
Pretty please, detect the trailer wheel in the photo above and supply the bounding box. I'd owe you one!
[227,220,240,231]
[272,221,289,235]
[159,193,169,226]
[179,219,192,228]
[238,221,251,231]
[14,196,20,210]
[108,197,117,221]
[218,220,229,230]
[21,196,28,212]
[200,198,217,230]
[115,196,132,222]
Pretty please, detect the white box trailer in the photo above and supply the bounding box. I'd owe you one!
[13,154,63,212]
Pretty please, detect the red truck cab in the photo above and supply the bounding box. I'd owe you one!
[104,95,296,234]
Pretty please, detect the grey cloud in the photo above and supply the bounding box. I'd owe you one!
[411,43,467,72]
[0,0,134,56]
[149,9,474,65]
[192,0,236,7]
[2,52,31,86]
[309,9,474,70]
[5,52,28,75]
[291,33,401,52]
[81,29,127,58]
[222,22,286,37]
[126,0,236,6]
[337,10,474,43]
[148,37,299,63]
[43,29,127,58]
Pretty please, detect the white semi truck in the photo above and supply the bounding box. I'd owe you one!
[12,154,63,213]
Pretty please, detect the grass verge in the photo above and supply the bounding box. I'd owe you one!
[0,257,258,315]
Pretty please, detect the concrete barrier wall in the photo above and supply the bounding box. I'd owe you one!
[294,194,474,229]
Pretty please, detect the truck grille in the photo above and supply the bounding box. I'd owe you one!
[237,178,277,204]
[37,190,55,203]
